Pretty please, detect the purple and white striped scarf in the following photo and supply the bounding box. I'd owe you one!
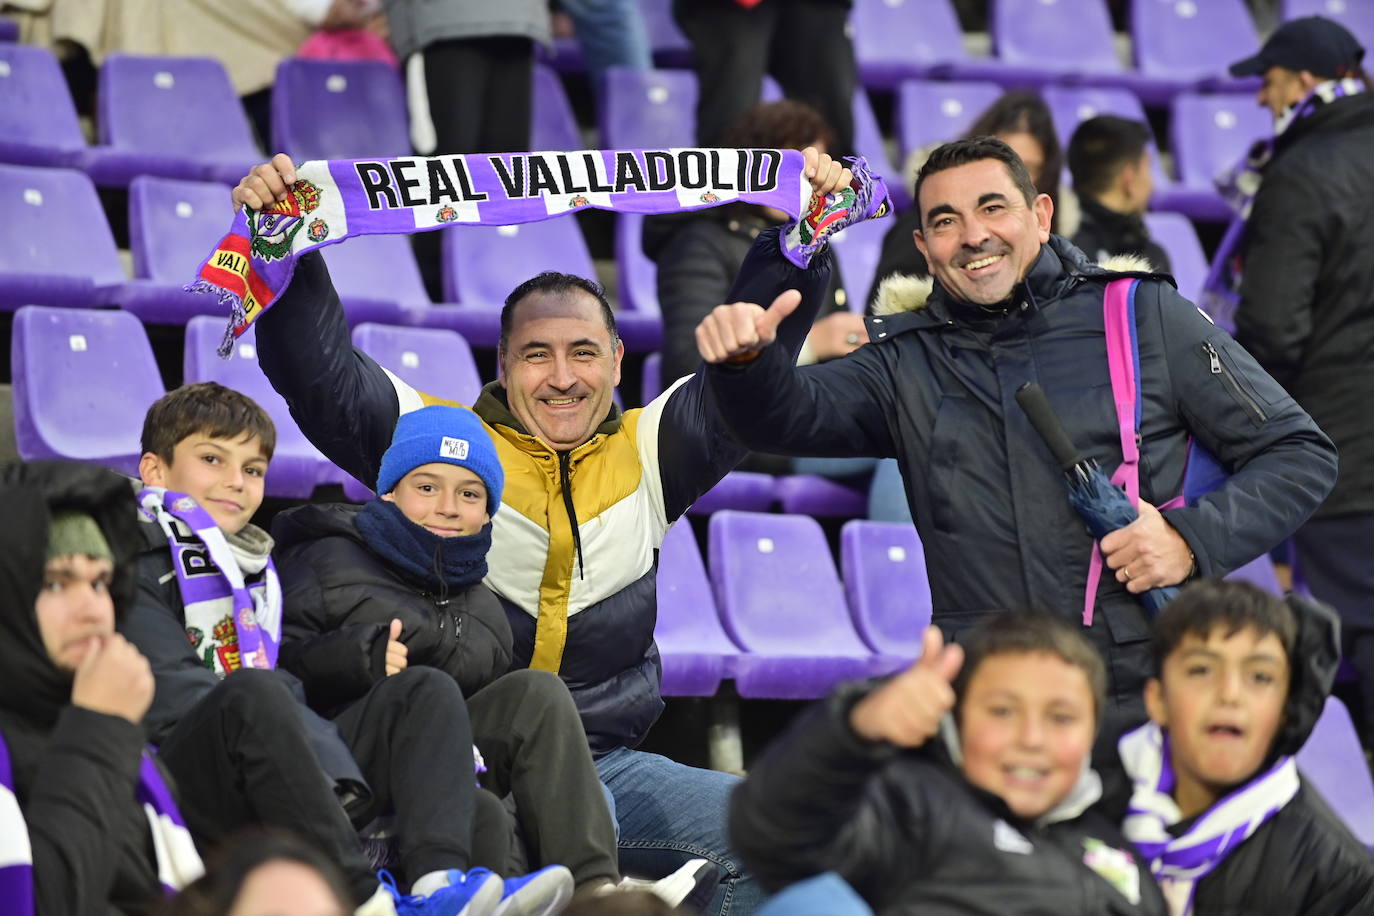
[1199,78,1365,331]
[138,487,281,675]
[1118,721,1298,916]
[0,730,204,908]
[186,148,893,356]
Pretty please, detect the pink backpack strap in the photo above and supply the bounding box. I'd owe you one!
[1084,278,1142,626]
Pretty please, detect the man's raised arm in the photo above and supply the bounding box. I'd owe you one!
[234,155,411,489]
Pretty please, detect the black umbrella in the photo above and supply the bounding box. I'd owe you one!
[1015,382,1178,614]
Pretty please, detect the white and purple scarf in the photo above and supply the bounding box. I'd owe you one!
[0,731,204,908]
[1199,78,1365,331]
[137,487,281,676]
[186,147,893,356]
[1118,721,1298,916]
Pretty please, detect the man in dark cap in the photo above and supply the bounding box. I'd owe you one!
[1221,16,1374,748]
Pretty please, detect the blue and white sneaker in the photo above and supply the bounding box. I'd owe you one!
[382,868,504,916]
[446,864,574,916]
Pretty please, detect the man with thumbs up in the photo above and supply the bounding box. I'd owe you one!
[699,136,1336,723]
[729,614,1167,915]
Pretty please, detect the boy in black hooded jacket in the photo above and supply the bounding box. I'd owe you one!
[1100,579,1374,914]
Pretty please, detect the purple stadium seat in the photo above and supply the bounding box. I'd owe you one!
[641,351,662,403]
[643,0,693,68]
[828,216,887,312]
[184,316,338,498]
[115,175,239,324]
[688,472,778,516]
[1284,0,1374,49]
[851,0,1036,89]
[0,44,90,169]
[1223,552,1285,595]
[616,213,660,315]
[419,219,661,351]
[655,520,741,696]
[1164,91,1270,221]
[709,510,905,698]
[895,79,1004,161]
[317,234,423,326]
[273,58,411,162]
[776,474,867,518]
[0,163,125,311]
[991,0,1123,82]
[1296,696,1374,853]
[0,18,17,42]
[851,85,909,208]
[340,322,483,500]
[11,306,163,476]
[531,64,583,153]
[840,520,931,658]
[86,55,262,188]
[598,67,697,150]
[1143,212,1207,302]
[1131,0,1261,96]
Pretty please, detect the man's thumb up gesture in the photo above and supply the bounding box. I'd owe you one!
[850,626,964,747]
[696,289,803,364]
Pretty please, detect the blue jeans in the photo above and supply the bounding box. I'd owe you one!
[757,873,873,916]
[558,0,651,86]
[595,747,761,915]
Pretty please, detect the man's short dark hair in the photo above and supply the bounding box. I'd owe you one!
[1152,579,1297,676]
[913,137,1040,229]
[140,382,276,464]
[1067,116,1152,198]
[500,272,619,354]
[720,99,837,154]
[952,610,1108,727]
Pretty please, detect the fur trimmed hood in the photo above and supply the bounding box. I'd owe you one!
[871,250,1157,316]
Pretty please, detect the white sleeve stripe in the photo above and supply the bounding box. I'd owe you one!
[382,366,427,415]
[634,373,692,543]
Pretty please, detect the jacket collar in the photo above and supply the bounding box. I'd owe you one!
[1273,91,1374,158]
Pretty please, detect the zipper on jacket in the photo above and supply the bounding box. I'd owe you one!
[558,452,586,580]
[1202,341,1267,423]
[428,543,462,639]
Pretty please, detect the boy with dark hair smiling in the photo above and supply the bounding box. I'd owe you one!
[1103,578,1374,915]
[123,382,568,916]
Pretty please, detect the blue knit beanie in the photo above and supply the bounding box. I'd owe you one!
[375,406,504,515]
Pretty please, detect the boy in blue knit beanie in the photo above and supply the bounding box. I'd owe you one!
[273,405,716,910]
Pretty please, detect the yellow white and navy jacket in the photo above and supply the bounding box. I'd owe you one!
[256,229,832,753]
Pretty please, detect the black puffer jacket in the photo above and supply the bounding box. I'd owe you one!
[272,503,513,716]
[730,684,1167,916]
[0,461,164,915]
[707,236,1337,706]
[1234,92,1374,518]
[1071,196,1171,277]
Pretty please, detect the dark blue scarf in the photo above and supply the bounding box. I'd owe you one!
[354,499,490,593]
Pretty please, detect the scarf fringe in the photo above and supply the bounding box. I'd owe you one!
[183,278,248,359]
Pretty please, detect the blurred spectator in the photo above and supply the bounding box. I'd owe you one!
[1067,116,1171,273]
[867,91,1066,307]
[1223,17,1374,743]
[555,0,652,91]
[385,0,549,299]
[673,0,856,157]
[646,100,866,480]
[164,828,351,916]
[648,101,862,389]
[561,888,689,916]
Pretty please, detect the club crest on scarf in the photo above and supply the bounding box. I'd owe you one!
[248,179,323,262]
